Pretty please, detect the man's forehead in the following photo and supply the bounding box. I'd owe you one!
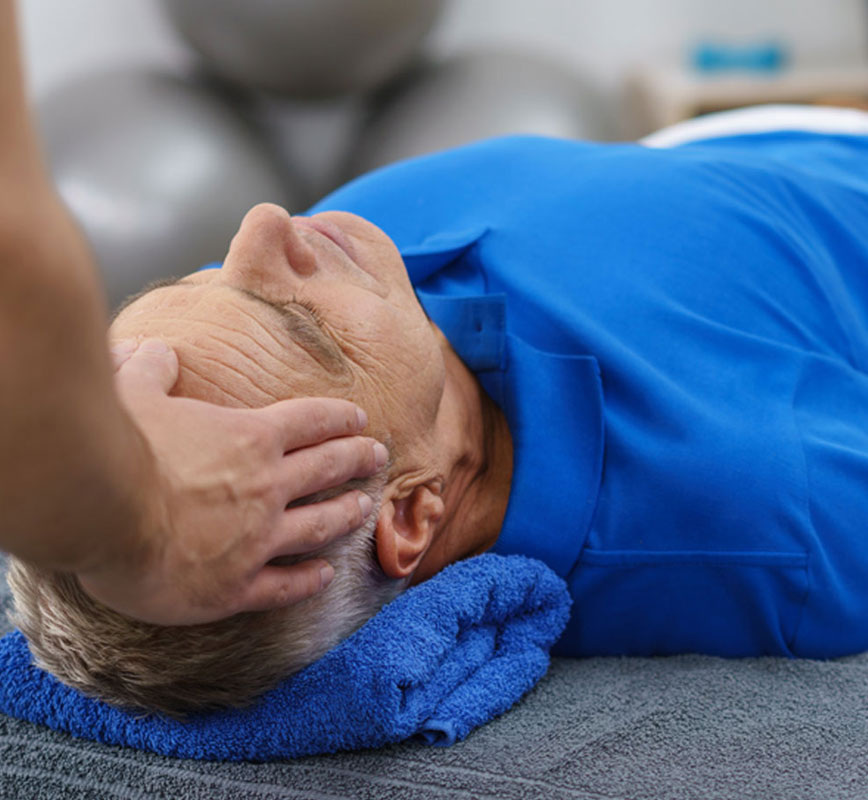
[111,274,349,377]
[111,271,212,322]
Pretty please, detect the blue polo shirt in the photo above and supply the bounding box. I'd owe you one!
[309,133,868,659]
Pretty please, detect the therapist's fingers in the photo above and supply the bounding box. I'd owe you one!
[113,338,180,398]
[238,560,336,613]
[110,338,138,371]
[266,491,375,559]
[260,397,371,451]
[280,436,389,505]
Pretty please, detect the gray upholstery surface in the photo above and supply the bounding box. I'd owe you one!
[2,553,868,800]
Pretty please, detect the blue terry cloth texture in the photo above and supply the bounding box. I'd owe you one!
[0,554,570,761]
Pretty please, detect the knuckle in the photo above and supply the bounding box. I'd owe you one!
[350,437,381,474]
[309,523,331,551]
[306,404,332,441]
[297,512,328,551]
[290,452,316,490]
[270,582,296,608]
[240,469,277,508]
[281,503,318,549]
[277,569,318,606]
[365,441,382,472]
[311,506,335,547]
[235,421,270,456]
[262,467,285,504]
[315,449,341,484]
[345,437,368,464]
[346,492,366,528]
[340,403,360,434]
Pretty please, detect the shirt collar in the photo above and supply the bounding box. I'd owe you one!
[495,334,605,577]
[416,291,605,579]
[415,291,505,372]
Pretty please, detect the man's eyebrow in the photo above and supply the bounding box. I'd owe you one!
[112,275,347,374]
[233,287,348,375]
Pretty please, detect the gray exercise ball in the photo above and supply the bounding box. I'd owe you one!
[348,48,611,176]
[38,69,297,308]
[159,0,447,98]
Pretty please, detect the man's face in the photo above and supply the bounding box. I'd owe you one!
[111,204,447,455]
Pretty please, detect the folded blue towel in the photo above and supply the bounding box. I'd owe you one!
[0,554,570,761]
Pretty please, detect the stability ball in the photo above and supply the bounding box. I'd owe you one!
[159,0,447,98]
[38,69,296,307]
[348,48,610,176]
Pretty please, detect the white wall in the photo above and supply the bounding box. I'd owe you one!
[20,0,868,101]
[19,1,190,98]
[16,0,868,299]
[430,0,868,93]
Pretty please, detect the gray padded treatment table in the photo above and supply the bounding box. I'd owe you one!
[2,553,867,800]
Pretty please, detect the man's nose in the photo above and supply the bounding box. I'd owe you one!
[220,203,317,290]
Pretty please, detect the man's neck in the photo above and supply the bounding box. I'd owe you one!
[410,345,513,584]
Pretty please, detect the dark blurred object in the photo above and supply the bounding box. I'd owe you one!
[241,92,370,210]
[348,48,610,176]
[159,0,447,98]
[38,69,296,307]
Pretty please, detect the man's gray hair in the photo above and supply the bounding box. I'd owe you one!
[7,474,405,718]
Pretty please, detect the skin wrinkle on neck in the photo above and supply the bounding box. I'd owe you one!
[410,341,513,584]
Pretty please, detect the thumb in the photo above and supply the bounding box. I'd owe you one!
[114,338,180,400]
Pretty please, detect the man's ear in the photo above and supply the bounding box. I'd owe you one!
[376,483,445,579]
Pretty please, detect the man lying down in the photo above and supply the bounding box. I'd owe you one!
[10,118,868,717]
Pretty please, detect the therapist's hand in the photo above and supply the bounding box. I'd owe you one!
[76,338,387,626]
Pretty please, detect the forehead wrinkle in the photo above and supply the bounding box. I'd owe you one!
[112,275,188,321]
[203,326,347,392]
[231,301,297,351]
[116,276,350,379]
[119,310,279,361]
[177,363,250,406]
[199,328,280,368]
[232,286,348,376]
[123,306,342,397]
[191,351,282,403]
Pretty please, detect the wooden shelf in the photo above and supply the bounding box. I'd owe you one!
[625,64,868,138]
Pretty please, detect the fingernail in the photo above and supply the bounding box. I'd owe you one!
[356,407,368,429]
[320,563,334,589]
[373,442,388,468]
[139,338,170,354]
[358,492,374,519]
[111,338,138,356]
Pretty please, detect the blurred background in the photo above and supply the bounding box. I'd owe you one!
[17,0,868,306]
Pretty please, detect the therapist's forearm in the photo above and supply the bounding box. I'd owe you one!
[0,0,50,198]
[0,211,155,574]
[0,0,156,573]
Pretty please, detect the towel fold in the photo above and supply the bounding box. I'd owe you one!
[0,554,570,761]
